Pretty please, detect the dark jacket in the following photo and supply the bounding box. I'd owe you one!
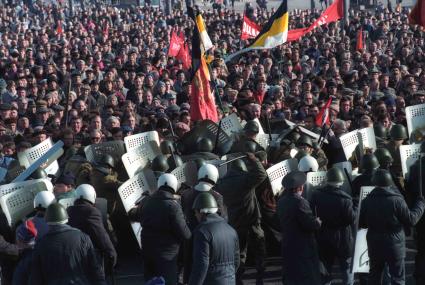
[310,185,356,258]
[407,157,425,231]
[181,186,226,231]
[132,189,191,260]
[68,199,117,265]
[277,192,321,285]
[12,249,33,285]
[359,187,425,261]
[29,224,105,285]
[216,158,267,229]
[189,214,240,285]
[351,170,374,207]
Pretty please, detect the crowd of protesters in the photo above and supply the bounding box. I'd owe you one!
[0,0,425,284]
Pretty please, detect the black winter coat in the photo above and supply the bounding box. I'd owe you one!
[189,214,240,285]
[216,158,267,229]
[407,157,425,231]
[68,199,117,265]
[359,187,425,261]
[310,185,356,258]
[29,224,105,285]
[277,192,321,285]
[132,189,191,260]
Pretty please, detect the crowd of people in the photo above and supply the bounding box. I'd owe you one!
[0,0,424,284]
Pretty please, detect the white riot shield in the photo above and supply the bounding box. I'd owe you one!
[266,158,298,195]
[339,127,377,160]
[305,171,327,200]
[18,138,61,176]
[122,141,161,178]
[400,144,421,179]
[406,103,425,139]
[255,134,279,150]
[84,141,126,165]
[124,131,160,151]
[220,113,242,137]
[171,161,198,188]
[0,179,54,226]
[352,186,375,273]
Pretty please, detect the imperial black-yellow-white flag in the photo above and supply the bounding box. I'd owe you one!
[225,0,288,62]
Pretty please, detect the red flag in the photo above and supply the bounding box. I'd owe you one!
[356,28,364,51]
[315,97,333,127]
[176,43,191,70]
[56,20,63,35]
[287,0,344,42]
[168,31,185,57]
[241,15,261,40]
[409,0,425,28]
[190,57,218,122]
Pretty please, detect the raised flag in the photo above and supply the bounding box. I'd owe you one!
[287,0,343,42]
[356,28,364,51]
[409,0,425,28]
[176,43,191,70]
[316,97,333,127]
[188,7,218,122]
[225,0,288,62]
[241,15,261,40]
[195,14,213,51]
[168,30,184,57]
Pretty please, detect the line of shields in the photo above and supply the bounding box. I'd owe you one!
[0,103,424,273]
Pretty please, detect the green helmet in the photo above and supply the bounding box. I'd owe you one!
[374,124,387,139]
[371,169,394,187]
[45,203,69,225]
[30,167,48,180]
[230,159,248,172]
[194,158,206,169]
[197,138,214,152]
[244,121,259,134]
[151,155,169,172]
[287,132,301,143]
[160,140,174,155]
[167,155,183,170]
[100,154,115,169]
[374,148,393,166]
[243,141,257,153]
[360,154,379,172]
[192,192,218,212]
[296,135,313,148]
[389,124,407,140]
[326,167,345,184]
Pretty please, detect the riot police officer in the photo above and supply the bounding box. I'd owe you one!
[387,124,408,191]
[230,120,264,153]
[277,170,322,285]
[189,192,240,285]
[129,173,191,284]
[359,169,425,284]
[31,191,56,239]
[296,135,328,170]
[310,167,355,285]
[352,154,380,207]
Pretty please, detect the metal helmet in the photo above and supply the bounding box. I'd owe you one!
[298,155,319,172]
[244,120,260,134]
[160,140,174,155]
[389,124,407,140]
[151,155,169,172]
[45,203,69,225]
[100,154,115,169]
[230,159,248,172]
[243,141,257,153]
[197,138,214,152]
[296,135,314,148]
[360,154,379,172]
[157,173,179,192]
[30,167,48,180]
[198,164,219,184]
[76,184,96,204]
[371,169,394,187]
[374,124,387,139]
[287,132,301,143]
[374,148,394,166]
[33,191,56,210]
[326,167,345,185]
[192,192,218,214]
[167,155,183,170]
